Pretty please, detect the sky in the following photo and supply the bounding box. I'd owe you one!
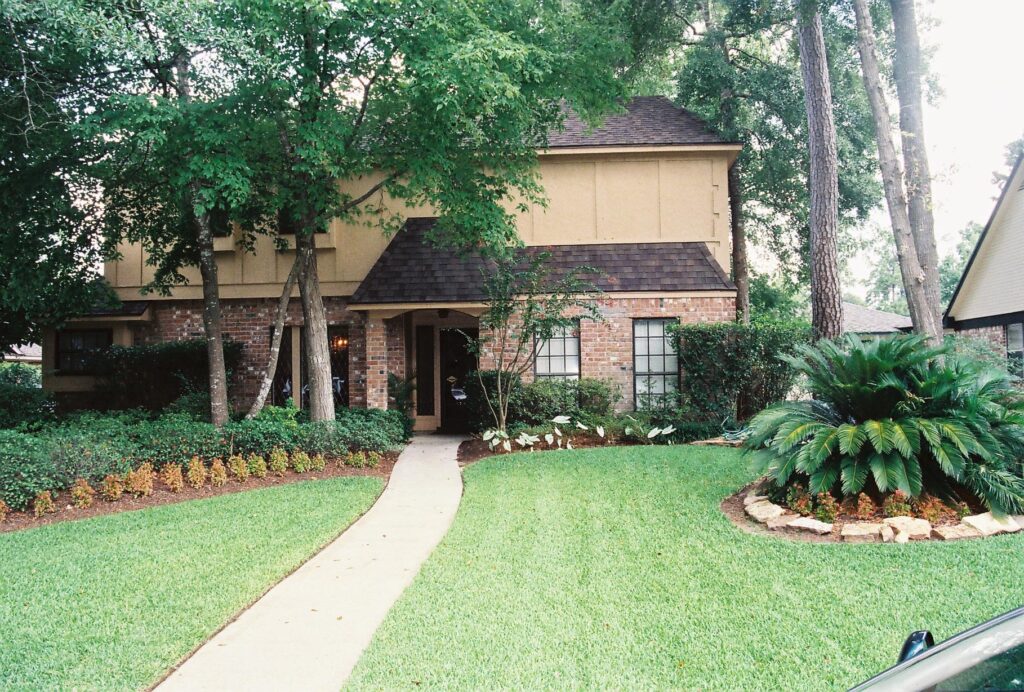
[837,0,1023,297]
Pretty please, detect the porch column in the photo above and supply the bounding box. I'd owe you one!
[365,316,388,409]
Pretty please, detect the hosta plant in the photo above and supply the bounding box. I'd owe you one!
[746,335,1024,515]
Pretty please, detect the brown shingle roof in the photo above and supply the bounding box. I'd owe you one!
[349,218,734,305]
[546,96,729,149]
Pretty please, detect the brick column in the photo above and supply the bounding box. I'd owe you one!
[365,317,388,409]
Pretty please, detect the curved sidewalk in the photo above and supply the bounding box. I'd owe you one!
[158,434,464,692]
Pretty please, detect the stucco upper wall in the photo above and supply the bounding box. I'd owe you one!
[105,146,738,301]
[947,158,1024,322]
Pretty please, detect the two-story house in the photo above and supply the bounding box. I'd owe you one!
[42,96,740,431]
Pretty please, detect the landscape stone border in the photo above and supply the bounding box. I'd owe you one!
[739,487,1024,543]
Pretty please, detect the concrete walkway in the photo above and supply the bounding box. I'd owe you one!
[158,434,464,692]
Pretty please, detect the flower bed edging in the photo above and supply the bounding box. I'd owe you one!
[739,487,1023,543]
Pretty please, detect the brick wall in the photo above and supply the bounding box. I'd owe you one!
[133,297,368,410]
[478,294,735,410]
[953,324,1005,349]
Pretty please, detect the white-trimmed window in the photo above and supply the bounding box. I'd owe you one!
[634,318,678,409]
[1008,323,1024,377]
[534,324,580,380]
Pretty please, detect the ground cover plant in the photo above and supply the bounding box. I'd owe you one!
[746,335,1024,515]
[0,403,407,516]
[0,476,382,689]
[347,446,1024,690]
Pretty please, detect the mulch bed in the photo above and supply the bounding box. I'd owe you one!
[0,452,398,535]
[720,483,838,543]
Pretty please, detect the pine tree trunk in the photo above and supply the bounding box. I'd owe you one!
[728,161,750,323]
[245,256,299,419]
[889,0,942,322]
[795,4,843,340]
[295,230,335,421]
[852,0,940,342]
[174,53,230,427]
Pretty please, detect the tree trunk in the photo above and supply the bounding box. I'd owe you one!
[295,229,335,421]
[245,256,299,419]
[889,0,942,322]
[852,0,940,342]
[728,162,750,323]
[795,4,843,340]
[174,53,230,427]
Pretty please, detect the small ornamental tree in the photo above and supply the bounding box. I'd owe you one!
[468,253,602,436]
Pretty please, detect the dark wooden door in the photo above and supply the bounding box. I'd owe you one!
[439,328,478,434]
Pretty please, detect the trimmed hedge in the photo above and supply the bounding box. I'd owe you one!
[465,372,620,432]
[668,320,810,422]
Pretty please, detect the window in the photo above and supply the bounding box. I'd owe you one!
[633,318,678,409]
[1008,323,1023,378]
[55,329,112,374]
[535,324,580,380]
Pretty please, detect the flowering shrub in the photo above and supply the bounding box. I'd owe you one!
[71,479,95,509]
[855,493,876,520]
[814,493,838,523]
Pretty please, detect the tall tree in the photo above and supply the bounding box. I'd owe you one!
[0,1,116,351]
[851,0,938,340]
[92,3,265,426]
[230,0,627,420]
[795,0,843,339]
[676,0,881,296]
[889,0,941,319]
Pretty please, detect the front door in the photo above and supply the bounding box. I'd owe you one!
[439,328,478,434]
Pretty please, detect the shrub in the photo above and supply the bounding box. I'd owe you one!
[0,498,8,522]
[224,407,301,457]
[0,362,41,388]
[100,474,124,501]
[186,457,207,489]
[33,490,55,518]
[160,463,184,493]
[913,494,956,524]
[92,339,244,411]
[855,493,876,520]
[309,453,327,472]
[44,429,136,486]
[814,493,838,523]
[0,430,56,510]
[882,490,913,518]
[227,454,249,482]
[71,479,95,509]
[129,415,227,467]
[291,450,311,474]
[268,448,288,476]
[346,451,367,468]
[124,463,155,497]
[670,321,810,422]
[209,458,227,487]
[785,484,812,515]
[0,383,55,430]
[512,379,580,425]
[163,391,216,422]
[368,448,385,470]
[333,409,408,450]
[247,454,267,479]
[746,335,1024,515]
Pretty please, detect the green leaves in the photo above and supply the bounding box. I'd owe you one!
[744,335,1024,512]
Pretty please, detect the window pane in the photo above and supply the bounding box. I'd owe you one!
[650,337,664,355]
[565,355,579,374]
[649,320,664,337]
[565,338,579,356]
[1009,323,1024,353]
[635,321,648,337]
[536,358,550,374]
[635,355,649,374]
[550,339,564,356]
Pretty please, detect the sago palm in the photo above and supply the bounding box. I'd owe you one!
[745,335,1024,514]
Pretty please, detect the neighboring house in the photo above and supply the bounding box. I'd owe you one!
[42,96,741,431]
[842,302,912,336]
[6,343,42,366]
[945,154,1024,369]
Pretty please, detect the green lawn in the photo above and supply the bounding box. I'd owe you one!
[0,476,383,691]
[348,446,1024,691]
